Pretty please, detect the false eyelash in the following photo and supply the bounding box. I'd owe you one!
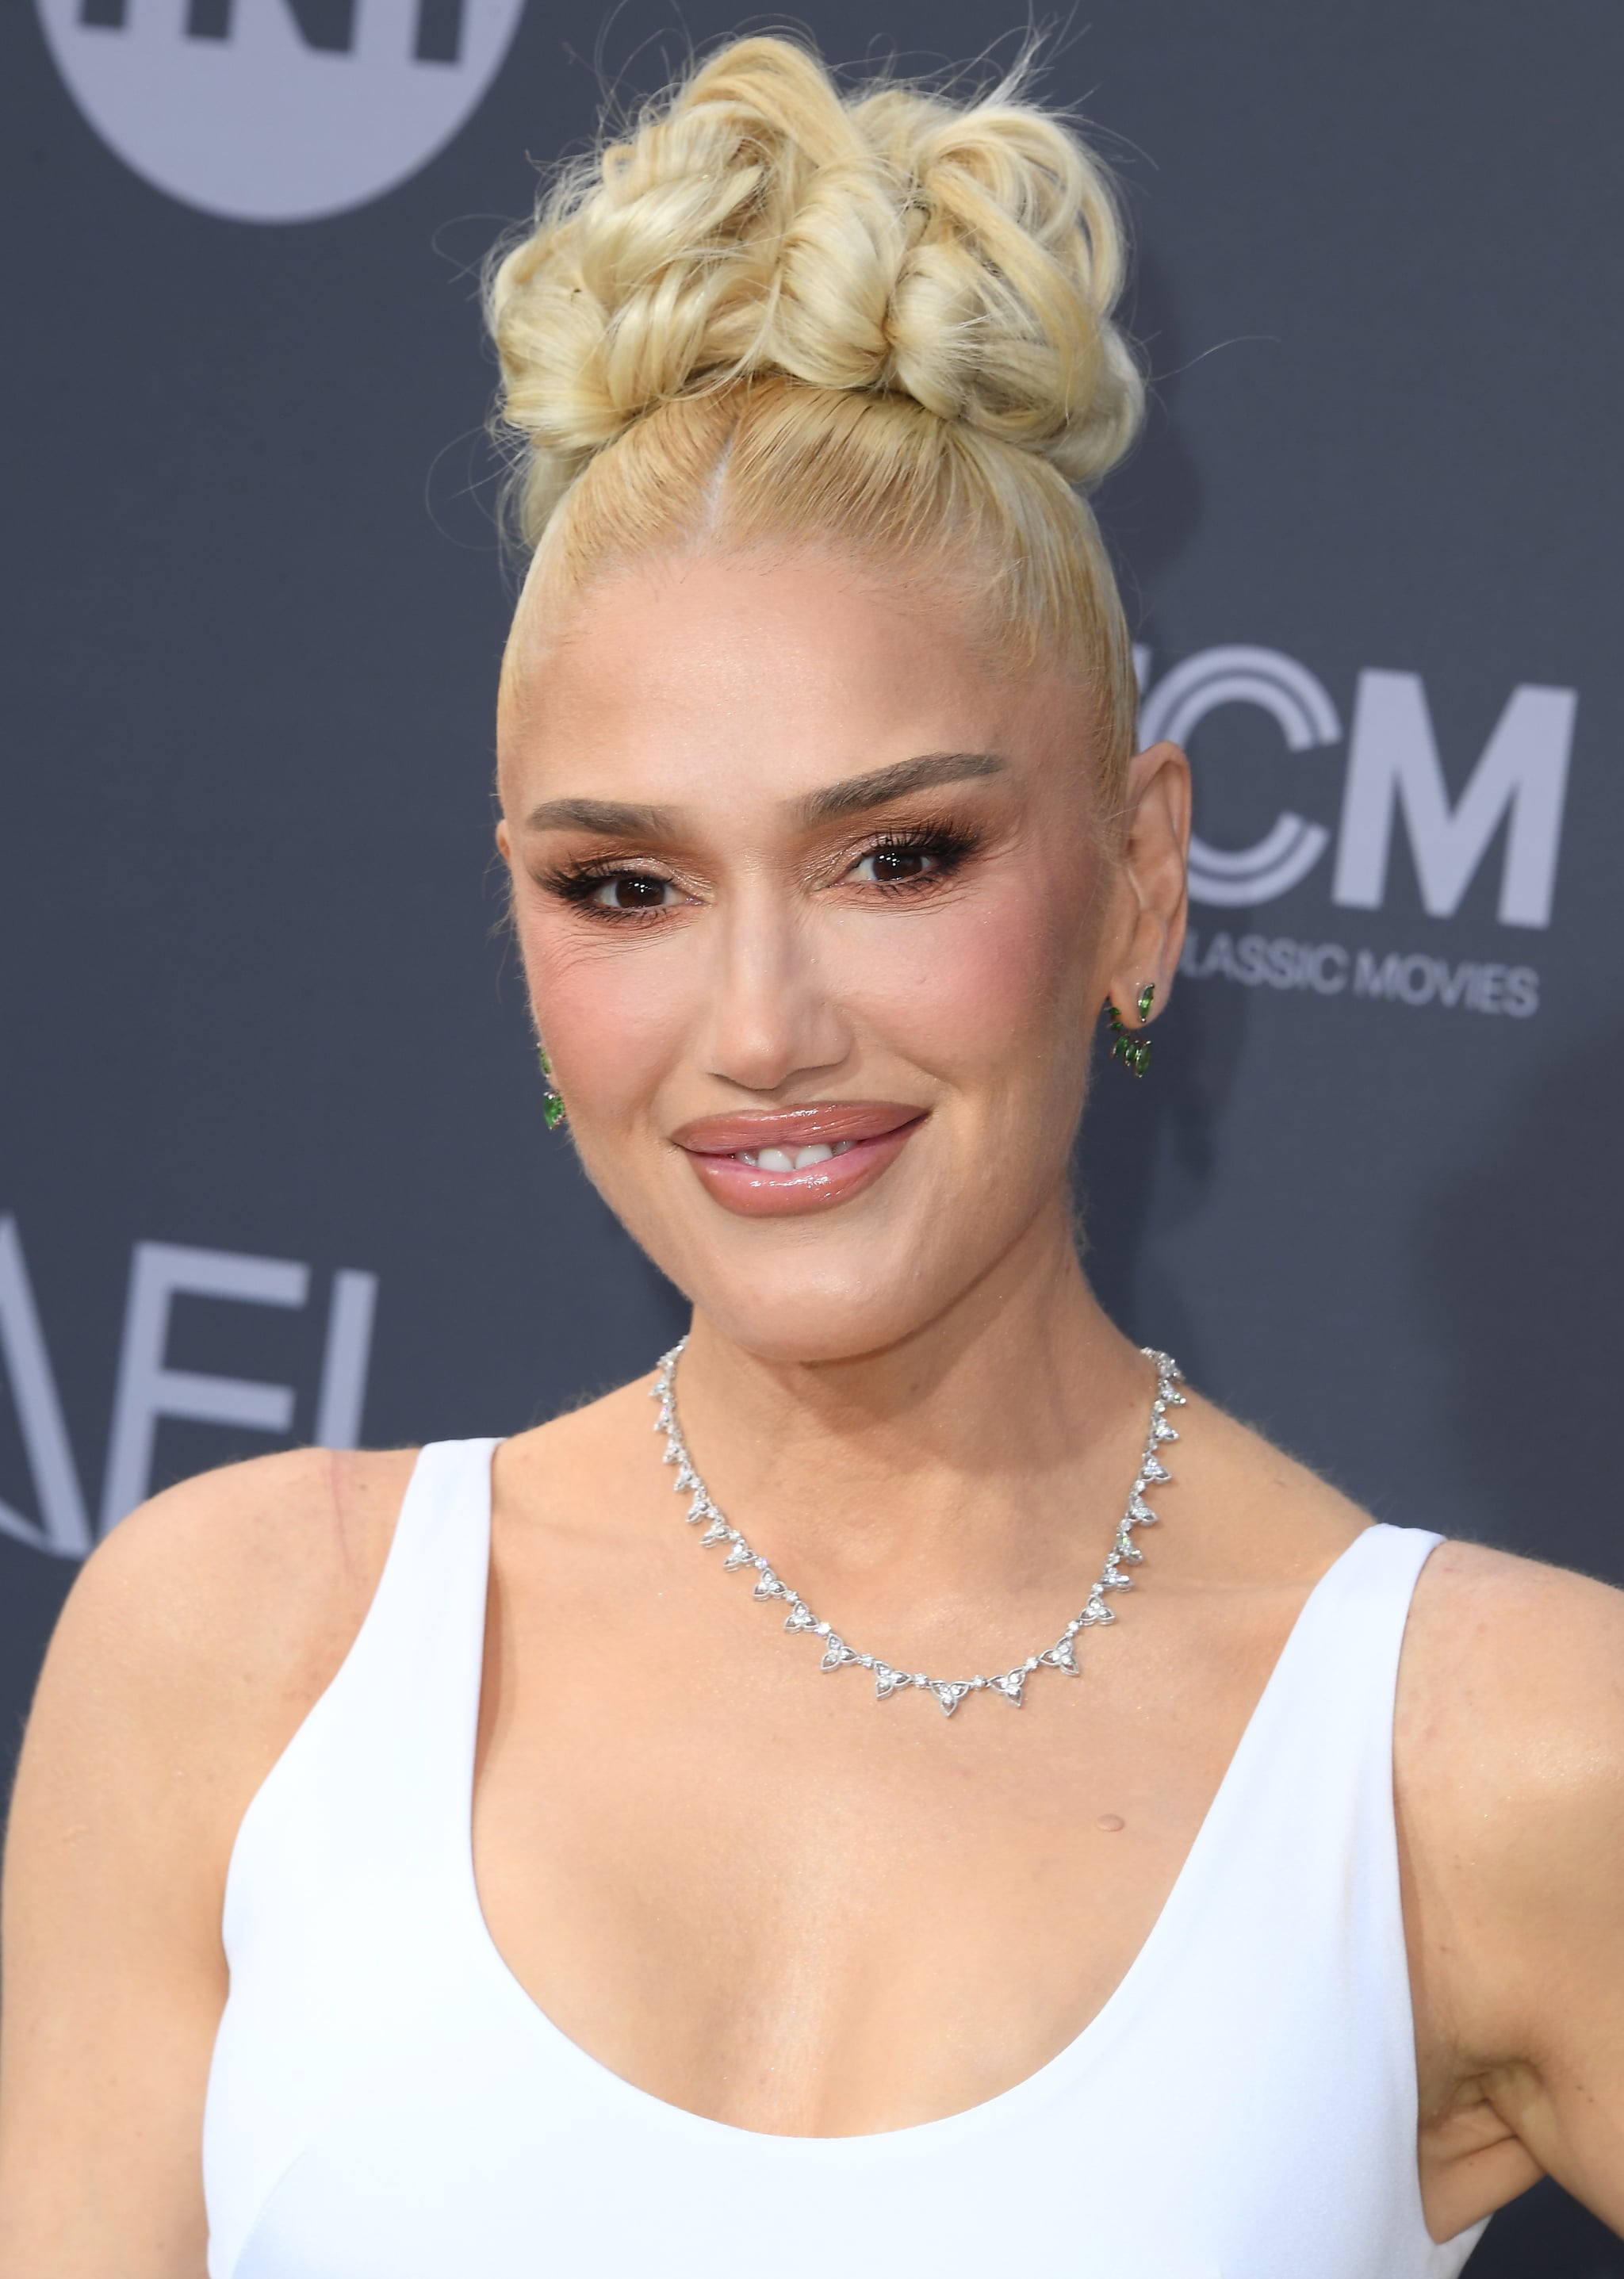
[849,819,984,883]
[536,857,676,906]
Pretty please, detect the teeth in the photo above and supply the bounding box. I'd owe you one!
[736,1138,856,1170]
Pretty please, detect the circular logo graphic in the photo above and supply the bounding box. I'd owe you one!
[36,0,527,224]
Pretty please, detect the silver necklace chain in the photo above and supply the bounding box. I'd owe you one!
[649,1341,1185,1717]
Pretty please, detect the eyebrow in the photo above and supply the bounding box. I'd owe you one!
[522,795,678,836]
[523,752,1006,840]
[791,750,1007,826]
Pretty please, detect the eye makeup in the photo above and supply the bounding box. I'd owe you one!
[841,818,984,893]
[534,813,989,925]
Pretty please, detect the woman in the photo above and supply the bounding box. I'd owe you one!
[1,34,1619,2278]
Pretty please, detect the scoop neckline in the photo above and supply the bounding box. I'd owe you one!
[452,1443,1392,2160]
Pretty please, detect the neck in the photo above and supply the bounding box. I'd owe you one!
[672,1195,1155,1585]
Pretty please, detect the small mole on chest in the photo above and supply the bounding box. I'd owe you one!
[1095,1813,1126,1833]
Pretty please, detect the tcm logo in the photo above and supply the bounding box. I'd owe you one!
[1136,646,1576,929]
[0,1220,378,1559]
[36,0,526,223]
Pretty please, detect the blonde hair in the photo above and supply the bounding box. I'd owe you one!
[486,36,1145,797]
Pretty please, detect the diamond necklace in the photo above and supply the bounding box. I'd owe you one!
[649,1341,1185,1717]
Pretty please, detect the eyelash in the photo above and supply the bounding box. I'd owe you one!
[538,821,982,923]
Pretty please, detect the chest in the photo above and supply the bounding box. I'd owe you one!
[470,1542,1288,2135]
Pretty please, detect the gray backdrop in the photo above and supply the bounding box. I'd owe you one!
[3,3,1619,2267]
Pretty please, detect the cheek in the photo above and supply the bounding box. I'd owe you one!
[516,916,690,1115]
[841,864,1097,1071]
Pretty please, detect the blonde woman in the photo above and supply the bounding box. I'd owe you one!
[2,36,1620,2278]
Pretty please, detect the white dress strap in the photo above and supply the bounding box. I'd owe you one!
[206,1441,498,2279]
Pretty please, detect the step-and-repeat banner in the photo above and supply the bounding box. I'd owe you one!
[5,6,1619,2266]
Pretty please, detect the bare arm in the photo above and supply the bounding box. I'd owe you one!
[0,1448,408,2278]
[1404,1542,1624,2242]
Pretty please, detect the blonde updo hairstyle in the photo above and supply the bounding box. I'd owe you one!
[488,36,1145,806]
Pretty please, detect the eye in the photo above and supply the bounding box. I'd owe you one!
[590,871,677,911]
[848,845,943,887]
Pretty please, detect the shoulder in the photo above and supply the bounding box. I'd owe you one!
[0,1448,419,2260]
[62,1443,416,1676]
[25,1445,419,1827]
[1397,1536,1624,1822]
[1399,1537,1624,1784]
[1397,1539,1624,2037]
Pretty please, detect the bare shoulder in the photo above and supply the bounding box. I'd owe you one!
[1398,1538,1624,1814]
[26,1444,420,1813]
[0,1450,420,2270]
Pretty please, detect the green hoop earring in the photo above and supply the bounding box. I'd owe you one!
[1104,982,1156,1078]
[536,1043,567,1129]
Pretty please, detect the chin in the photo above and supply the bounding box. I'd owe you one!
[684,1191,1014,1365]
[686,1267,954,1369]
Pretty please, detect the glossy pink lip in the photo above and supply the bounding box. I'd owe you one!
[672,1101,927,1218]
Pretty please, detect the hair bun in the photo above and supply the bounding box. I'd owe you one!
[488,37,1143,517]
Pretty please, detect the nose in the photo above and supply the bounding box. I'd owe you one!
[695,887,852,1096]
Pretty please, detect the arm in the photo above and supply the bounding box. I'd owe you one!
[0,1448,408,2277]
[1402,1542,1624,2241]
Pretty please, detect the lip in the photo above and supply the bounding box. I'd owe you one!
[672,1100,927,1219]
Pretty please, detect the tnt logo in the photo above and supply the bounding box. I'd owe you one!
[36,0,527,222]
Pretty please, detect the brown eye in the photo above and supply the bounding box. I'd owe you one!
[591,873,673,910]
[852,846,940,886]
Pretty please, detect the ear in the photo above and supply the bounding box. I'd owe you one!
[495,816,513,862]
[1105,740,1190,1020]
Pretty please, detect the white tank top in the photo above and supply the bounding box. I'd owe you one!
[203,1439,1488,2278]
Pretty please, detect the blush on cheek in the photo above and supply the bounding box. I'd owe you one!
[844,879,1087,1072]
[524,941,688,1120]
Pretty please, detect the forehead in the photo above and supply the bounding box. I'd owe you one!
[498,548,1091,812]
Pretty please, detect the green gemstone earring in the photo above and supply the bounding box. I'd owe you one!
[536,1043,567,1130]
[1105,982,1156,1078]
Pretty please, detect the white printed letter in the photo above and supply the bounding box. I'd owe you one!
[0,1219,93,1557]
[1332,671,1576,929]
[1139,647,1342,908]
[314,1270,378,1447]
[100,1243,309,1534]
